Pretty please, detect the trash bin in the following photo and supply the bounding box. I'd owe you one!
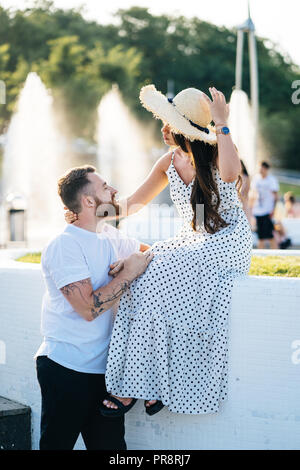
[6,193,27,243]
[0,396,31,450]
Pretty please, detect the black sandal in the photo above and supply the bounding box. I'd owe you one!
[100,396,137,417]
[144,400,164,416]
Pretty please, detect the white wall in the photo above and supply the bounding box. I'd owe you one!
[0,255,300,450]
[282,218,300,245]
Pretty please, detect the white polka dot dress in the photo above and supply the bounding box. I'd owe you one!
[105,151,253,414]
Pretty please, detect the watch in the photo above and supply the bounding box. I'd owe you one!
[216,126,230,135]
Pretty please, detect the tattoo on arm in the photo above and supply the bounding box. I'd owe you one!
[60,278,91,299]
[91,280,131,319]
[60,277,131,320]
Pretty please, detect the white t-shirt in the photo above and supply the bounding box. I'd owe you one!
[251,173,279,216]
[34,223,140,373]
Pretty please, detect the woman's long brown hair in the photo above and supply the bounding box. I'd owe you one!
[172,133,243,234]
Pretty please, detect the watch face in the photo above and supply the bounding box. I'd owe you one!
[222,126,230,134]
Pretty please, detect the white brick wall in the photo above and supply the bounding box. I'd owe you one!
[0,255,300,450]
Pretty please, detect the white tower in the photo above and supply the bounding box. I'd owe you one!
[235,2,259,172]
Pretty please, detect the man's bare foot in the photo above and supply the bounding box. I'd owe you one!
[103,395,133,409]
[145,400,157,407]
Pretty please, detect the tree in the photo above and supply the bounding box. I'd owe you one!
[0,4,299,167]
[38,36,142,139]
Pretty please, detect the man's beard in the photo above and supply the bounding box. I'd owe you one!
[94,195,120,220]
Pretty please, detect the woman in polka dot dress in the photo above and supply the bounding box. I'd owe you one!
[101,85,253,416]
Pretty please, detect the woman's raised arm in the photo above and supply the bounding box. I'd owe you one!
[64,151,173,224]
[118,151,172,218]
[203,87,242,182]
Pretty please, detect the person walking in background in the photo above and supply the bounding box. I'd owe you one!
[250,161,279,249]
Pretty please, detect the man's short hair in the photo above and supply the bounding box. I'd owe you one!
[57,165,96,213]
[261,161,270,169]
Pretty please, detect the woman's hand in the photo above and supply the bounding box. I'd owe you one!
[109,260,125,277]
[64,206,78,224]
[203,87,230,126]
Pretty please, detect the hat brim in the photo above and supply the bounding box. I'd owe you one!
[140,84,217,145]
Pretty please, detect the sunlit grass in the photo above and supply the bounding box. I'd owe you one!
[16,252,300,277]
[249,256,300,277]
[16,253,41,264]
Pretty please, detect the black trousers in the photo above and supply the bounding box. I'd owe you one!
[255,213,275,240]
[36,355,126,450]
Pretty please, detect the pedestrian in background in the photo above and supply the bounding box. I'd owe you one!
[250,161,279,249]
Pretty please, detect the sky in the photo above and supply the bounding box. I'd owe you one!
[1,0,300,65]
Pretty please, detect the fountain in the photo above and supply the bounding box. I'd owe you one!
[0,72,66,248]
[228,3,259,178]
[228,89,256,176]
[97,85,159,241]
[96,85,152,197]
[95,85,183,243]
[0,79,172,248]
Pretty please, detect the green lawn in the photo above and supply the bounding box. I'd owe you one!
[249,256,300,277]
[16,253,41,264]
[279,182,300,199]
[16,252,300,277]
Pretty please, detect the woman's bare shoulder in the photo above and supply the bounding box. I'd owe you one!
[155,149,174,173]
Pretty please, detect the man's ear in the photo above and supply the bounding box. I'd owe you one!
[87,197,95,207]
[81,194,94,208]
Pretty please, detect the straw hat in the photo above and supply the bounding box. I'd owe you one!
[139,84,217,145]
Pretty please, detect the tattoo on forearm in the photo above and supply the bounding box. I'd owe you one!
[60,278,91,300]
[91,280,131,319]
[61,277,131,320]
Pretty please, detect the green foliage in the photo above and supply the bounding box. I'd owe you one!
[37,36,142,137]
[0,2,122,137]
[260,106,300,170]
[0,4,299,165]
